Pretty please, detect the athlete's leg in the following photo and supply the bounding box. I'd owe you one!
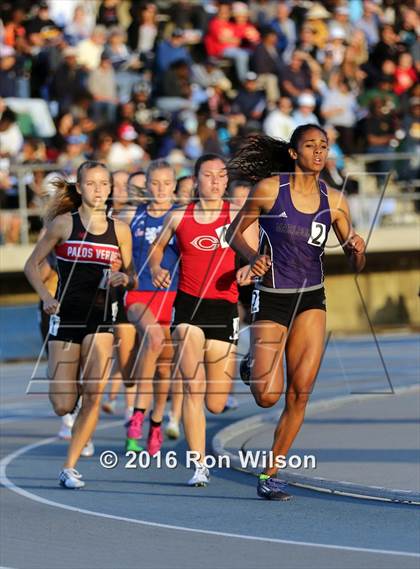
[115,322,137,388]
[204,339,236,414]
[48,341,82,416]
[102,352,122,412]
[152,326,174,423]
[170,373,183,420]
[173,324,206,461]
[128,302,165,410]
[114,323,136,412]
[249,320,287,408]
[264,310,326,477]
[64,333,113,469]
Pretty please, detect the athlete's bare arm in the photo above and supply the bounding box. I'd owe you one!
[111,219,137,289]
[227,176,279,277]
[148,207,185,288]
[229,202,259,286]
[24,214,72,314]
[328,188,366,273]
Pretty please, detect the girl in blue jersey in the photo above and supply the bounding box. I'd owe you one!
[227,124,366,501]
[24,161,136,488]
[122,160,179,455]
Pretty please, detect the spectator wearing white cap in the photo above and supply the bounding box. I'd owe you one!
[263,96,297,141]
[292,92,319,127]
[318,26,347,67]
[329,5,353,43]
[0,45,18,97]
[305,3,331,50]
[108,123,145,170]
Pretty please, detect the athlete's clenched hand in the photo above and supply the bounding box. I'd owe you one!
[43,294,59,315]
[151,267,171,288]
[108,271,129,287]
[348,234,365,256]
[236,265,254,286]
[250,254,271,277]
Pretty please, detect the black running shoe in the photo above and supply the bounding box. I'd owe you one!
[240,352,251,386]
[257,477,291,501]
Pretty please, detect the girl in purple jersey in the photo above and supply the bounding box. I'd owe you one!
[227,124,366,501]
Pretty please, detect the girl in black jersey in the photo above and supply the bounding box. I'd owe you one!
[25,161,135,489]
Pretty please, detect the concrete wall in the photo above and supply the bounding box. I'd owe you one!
[325,269,420,332]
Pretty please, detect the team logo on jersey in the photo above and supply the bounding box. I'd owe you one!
[190,235,220,251]
[191,225,231,251]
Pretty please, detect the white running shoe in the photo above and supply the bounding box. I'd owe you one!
[102,399,117,414]
[80,439,95,457]
[59,468,85,489]
[58,413,75,440]
[165,413,180,440]
[188,463,210,487]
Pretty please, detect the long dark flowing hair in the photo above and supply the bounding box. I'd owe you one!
[227,124,328,184]
[46,161,111,221]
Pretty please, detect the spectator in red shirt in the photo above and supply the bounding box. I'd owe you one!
[394,52,417,96]
[3,7,27,48]
[204,1,250,82]
[231,2,260,49]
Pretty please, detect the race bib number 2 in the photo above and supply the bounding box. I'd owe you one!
[308,222,327,247]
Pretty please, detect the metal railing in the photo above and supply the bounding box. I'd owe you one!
[1,153,419,245]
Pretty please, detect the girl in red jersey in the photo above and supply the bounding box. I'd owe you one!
[24,161,135,489]
[149,154,256,486]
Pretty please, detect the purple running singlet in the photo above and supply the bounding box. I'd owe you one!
[258,174,331,292]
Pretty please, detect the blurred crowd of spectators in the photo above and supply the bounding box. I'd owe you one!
[0,0,419,243]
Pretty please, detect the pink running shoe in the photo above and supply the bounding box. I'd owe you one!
[147,424,163,456]
[127,411,144,440]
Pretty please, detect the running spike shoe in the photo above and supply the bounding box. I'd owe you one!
[257,476,291,501]
[188,464,210,487]
[147,423,163,456]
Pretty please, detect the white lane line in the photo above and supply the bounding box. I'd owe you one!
[0,433,419,559]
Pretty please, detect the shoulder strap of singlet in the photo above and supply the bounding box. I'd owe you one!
[319,179,328,197]
[69,210,84,239]
[130,204,146,227]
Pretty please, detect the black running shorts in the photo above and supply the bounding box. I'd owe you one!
[47,305,117,345]
[172,290,239,344]
[251,286,326,328]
